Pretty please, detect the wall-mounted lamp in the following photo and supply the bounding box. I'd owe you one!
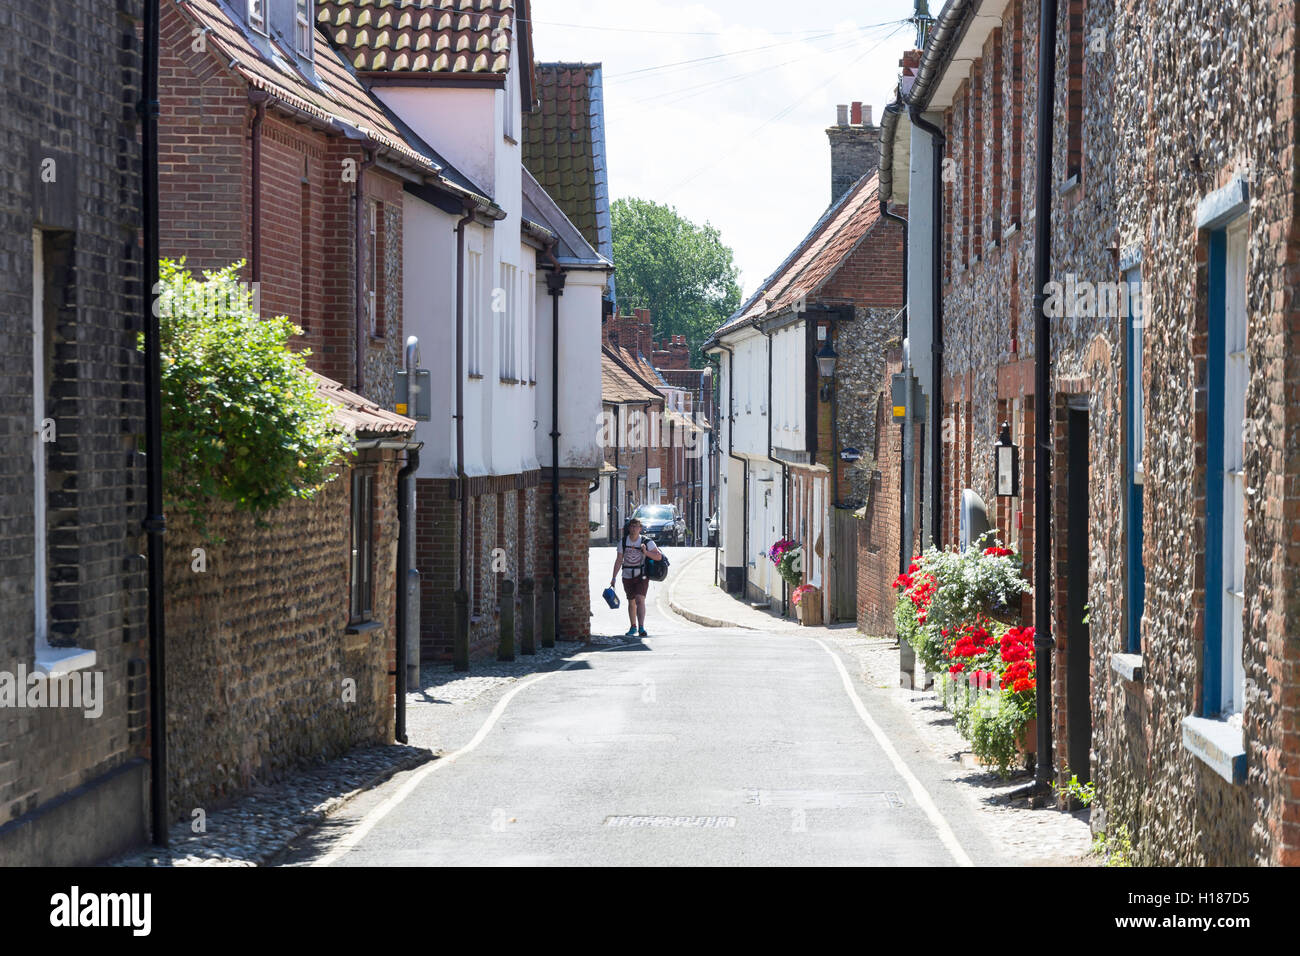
[816,339,838,403]
[995,421,1020,497]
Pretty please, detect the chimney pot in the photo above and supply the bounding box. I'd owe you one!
[863,104,872,126]
[836,104,848,126]
[850,101,862,125]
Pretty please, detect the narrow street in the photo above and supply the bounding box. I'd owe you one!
[279,548,1017,866]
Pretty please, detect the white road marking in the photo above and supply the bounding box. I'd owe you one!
[313,658,584,867]
[809,636,975,867]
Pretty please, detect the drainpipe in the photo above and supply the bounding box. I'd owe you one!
[881,195,910,573]
[910,106,945,549]
[717,343,748,596]
[248,91,267,283]
[140,0,167,848]
[354,148,377,394]
[454,203,474,606]
[1031,0,1059,798]
[611,405,620,542]
[543,244,567,635]
[394,441,421,744]
[762,327,788,613]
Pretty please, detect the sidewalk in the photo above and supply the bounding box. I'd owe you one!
[668,549,845,634]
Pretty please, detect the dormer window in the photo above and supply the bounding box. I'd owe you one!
[248,0,266,34]
[296,0,314,57]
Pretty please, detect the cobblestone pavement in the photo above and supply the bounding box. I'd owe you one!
[108,744,431,867]
[801,631,1094,866]
[111,630,640,864]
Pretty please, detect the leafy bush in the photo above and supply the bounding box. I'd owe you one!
[969,691,1033,778]
[151,259,350,535]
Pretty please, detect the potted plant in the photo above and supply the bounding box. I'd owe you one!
[792,584,819,625]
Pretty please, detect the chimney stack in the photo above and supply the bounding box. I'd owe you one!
[826,100,881,205]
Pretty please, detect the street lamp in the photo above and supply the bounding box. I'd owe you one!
[995,421,1020,497]
[816,339,838,402]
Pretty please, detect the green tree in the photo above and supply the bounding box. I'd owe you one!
[149,259,350,536]
[611,197,742,360]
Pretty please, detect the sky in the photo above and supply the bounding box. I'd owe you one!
[529,0,922,300]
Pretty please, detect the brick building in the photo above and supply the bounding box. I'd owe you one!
[706,103,905,623]
[155,0,422,819]
[0,0,151,864]
[881,0,1300,865]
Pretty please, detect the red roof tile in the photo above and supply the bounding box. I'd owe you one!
[312,372,416,437]
[712,172,883,339]
[317,0,521,75]
[177,0,438,172]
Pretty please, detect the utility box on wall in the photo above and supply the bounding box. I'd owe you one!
[394,369,432,421]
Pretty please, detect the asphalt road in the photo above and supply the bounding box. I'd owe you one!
[283,547,1002,866]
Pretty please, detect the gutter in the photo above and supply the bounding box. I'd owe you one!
[878,122,911,574]
[716,344,749,597]
[1031,0,1059,798]
[761,328,788,614]
[248,91,267,282]
[141,0,167,848]
[453,201,475,670]
[354,148,377,393]
[543,240,567,637]
[910,106,946,548]
[393,439,422,744]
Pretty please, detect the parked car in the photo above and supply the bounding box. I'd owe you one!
[632,503,687,546]
[707,511,718,547]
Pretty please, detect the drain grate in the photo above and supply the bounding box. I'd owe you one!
[604,815,737,829]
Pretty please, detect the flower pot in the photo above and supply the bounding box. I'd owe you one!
[798,592,823,626]
[1017,718,1038,757]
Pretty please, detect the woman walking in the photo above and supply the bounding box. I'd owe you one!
[611,518,661,637]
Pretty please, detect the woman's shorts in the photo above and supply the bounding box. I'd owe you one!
[622,574,649,599]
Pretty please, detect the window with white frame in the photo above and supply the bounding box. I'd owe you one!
[296,0,314,57]
[366,201,382,337]
[31,230,47,645]
[248,0,266,33]
[467,249,483,376]
[526,270,536,382]
[498,263,517,381]
[1125,265,1146,653]
[1218,218,1248,717]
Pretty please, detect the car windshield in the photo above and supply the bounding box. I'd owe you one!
[634,506,674,520]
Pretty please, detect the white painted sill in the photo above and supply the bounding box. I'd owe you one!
[1181,713,1246,786]
[33,643,97,678]
[1110,652,1144,682]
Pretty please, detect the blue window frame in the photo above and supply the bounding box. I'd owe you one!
[1204,218,1248,718]
[1124,266,1145,653]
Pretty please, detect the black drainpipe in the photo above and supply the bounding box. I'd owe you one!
[394,442,420,744]
[354,147,377,394]
[909,106,945,549]
[248,91,267,283]
[140,0,167,848]
[1031,0,1059,797]
[881,195,909,573]
[762,327,788,614]
[544,253,567,633]
[454,203,474,608]
[717,343,748,596]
